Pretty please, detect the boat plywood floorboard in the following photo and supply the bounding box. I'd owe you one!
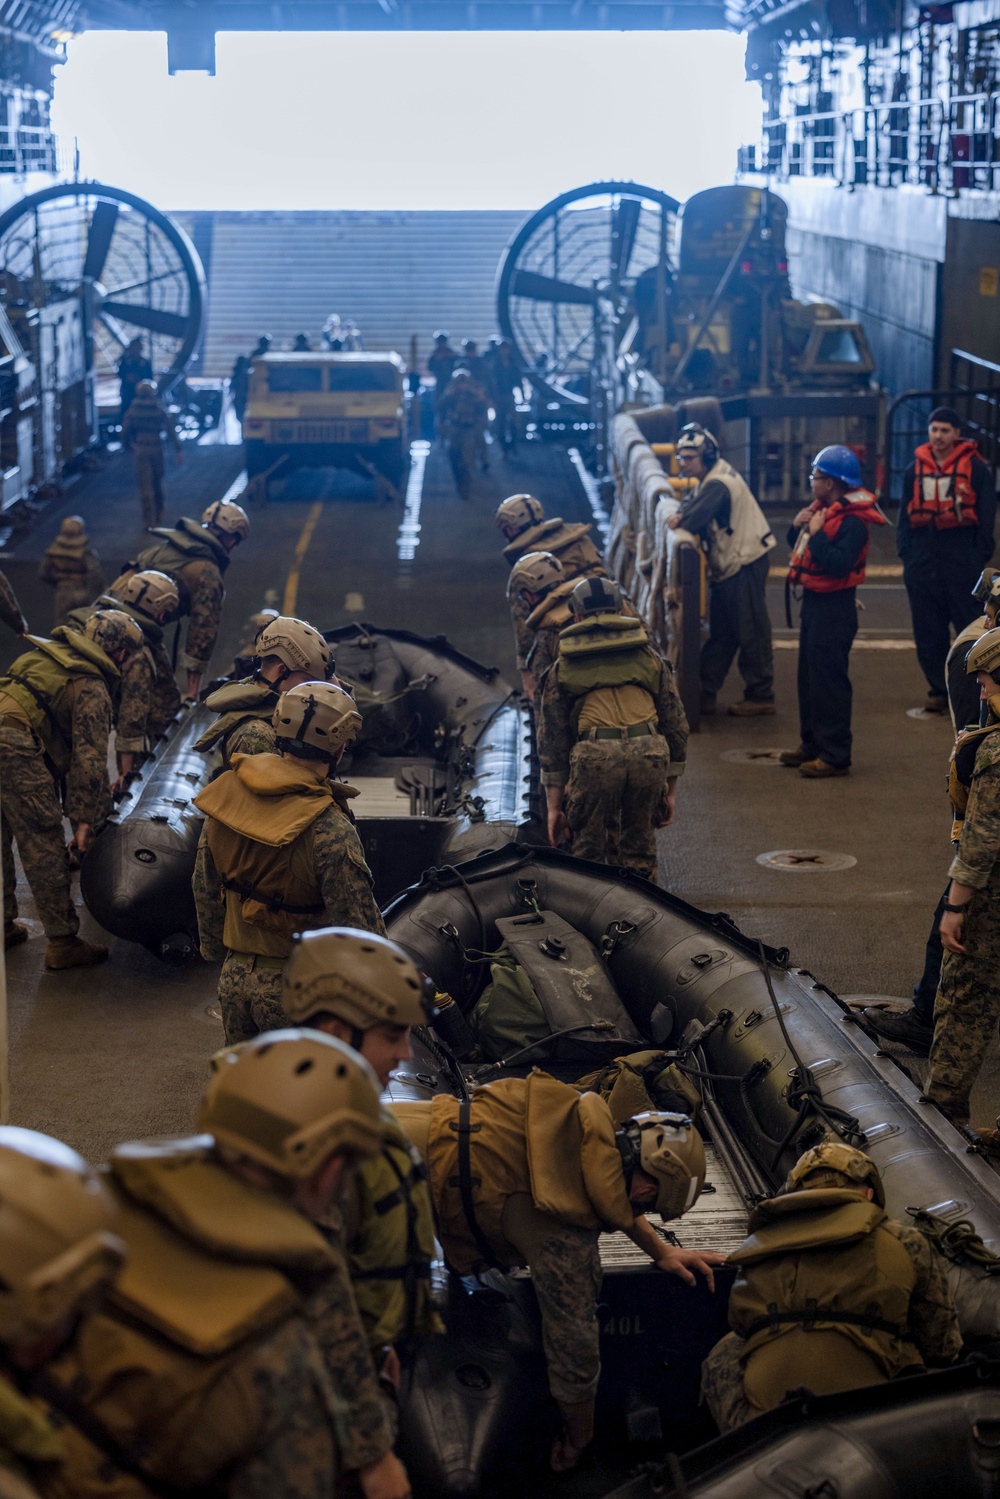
[598,1145,748,1268]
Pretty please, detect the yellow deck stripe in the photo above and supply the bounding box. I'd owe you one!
[282,500,323,615]
[770,563,903,579]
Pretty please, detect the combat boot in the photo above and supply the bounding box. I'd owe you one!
[779,746,809,767]
[799,758,849,778]
[4,923,27,950]
[44,936,109,971]
[728,699,776,717]
[975,1122,1000,1160]
[925,693,949,715]
[863,1005,933,1057]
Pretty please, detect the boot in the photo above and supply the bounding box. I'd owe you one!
[975,1123,1000,1159]
[728,699,776,717]
[863,1005,933,1056]
[779,746,809,767]
[925,693,949,715]
[799,758,849,779]
[45,936,109,971]
[3,923,27,950]
[699,695,717,716]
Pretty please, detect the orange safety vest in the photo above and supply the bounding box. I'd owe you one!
[908,440,980,530]
[787,492,885,593]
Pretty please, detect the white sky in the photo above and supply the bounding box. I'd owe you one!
[51,29,761,211]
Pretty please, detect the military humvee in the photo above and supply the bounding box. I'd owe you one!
[242,350,408,491]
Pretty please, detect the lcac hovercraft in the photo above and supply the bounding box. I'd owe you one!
[80,625,536,961]
[380,843,1000,1499]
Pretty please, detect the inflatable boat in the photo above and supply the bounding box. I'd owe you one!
[380,843,1000,1499]
[81,626,535,959]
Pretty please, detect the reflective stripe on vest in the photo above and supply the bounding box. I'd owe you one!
[908,441,980,530]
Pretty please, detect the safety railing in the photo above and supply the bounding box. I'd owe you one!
[0,124,58,175]
[885,352,1000,509]
[738,92,1000,194]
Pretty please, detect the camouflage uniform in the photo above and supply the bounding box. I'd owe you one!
[66,599,179,754]
[135,522,228,676]
[39,545,103,631]
[702,1220,961,1432]
[307,1250,397,1479]
[436,378,489,501]
[194,786,386,1044]
[0,659,112,940]
[927,729,1000,1123]
[121,390,181,529]
[228,717,277,758]
[539,654,688,880]
[504,524,604,670]
[0,571,26,637]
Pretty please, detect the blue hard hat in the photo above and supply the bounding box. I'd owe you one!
[812,445,862,489]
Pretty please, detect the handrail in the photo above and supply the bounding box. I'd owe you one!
[739,90,1000,194]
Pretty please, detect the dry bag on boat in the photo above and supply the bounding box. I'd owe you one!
[470,909,643,1064]
[573,1049,703,1125]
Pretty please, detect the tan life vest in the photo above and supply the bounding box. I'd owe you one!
[36,1138,338,1498]
[948,719,1000,841]
[572,1049,703,1126]
[555,614,661,734]
[0,632,118,777]
[342,1106,444,1350]
[503,518,596,567]
[728,1188,922,1394]
[194,753,341,951]
[135,521,228,617]
[423,1071,634,1275]
[696,459,776,583]
[193,678,281,758]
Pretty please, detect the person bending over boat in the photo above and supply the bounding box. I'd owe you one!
[701,1142,961,1432]
[392,1078,720,1473]
[538,575,688,880]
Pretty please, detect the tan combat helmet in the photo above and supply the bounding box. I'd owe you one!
[617,1111,706,1220]
[84,609,145,658]
[568,575,622,618]
[282,927,433,1029]
[0,1126,125,1347]
[202,499,250,543]
[966,627,1000,681]
[58,515,87,544]
[200,1029,384,1179]
[782,1140,886,1208]
[973,568,1000,607]
[273,680,361,761]
[495,494,545,538]
[109,569,180,621]
[509,550,564,598]
[255,616,331,681]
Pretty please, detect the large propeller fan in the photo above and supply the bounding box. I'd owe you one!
[496,181,679,410]
[0,181,204,395]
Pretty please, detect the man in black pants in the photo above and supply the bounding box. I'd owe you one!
[781,446,886,778]
[898,406,996,714]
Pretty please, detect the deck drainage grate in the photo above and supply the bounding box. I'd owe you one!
[721,748,786,765]
[756,849,858,873]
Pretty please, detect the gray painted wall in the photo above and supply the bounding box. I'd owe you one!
[173,208,528,377]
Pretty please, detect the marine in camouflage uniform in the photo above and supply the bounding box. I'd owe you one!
[538,578,688,880]
[701,1144,961,1433]
[120,381,182,528]
[0,617,137,964]
[193,683,385,1044]
[496,495,605,676]
[927,716,1000,1125]
[38,518,103,630]
[436,369,489,501]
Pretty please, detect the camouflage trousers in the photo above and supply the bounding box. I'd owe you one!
[927,882,1000,1124]
[148,638,181,743]
[564,734,669,881]
[134,444,165,529]
[701,1332,758,1434]
[218,950,292,1044]
[0,719,77,938]
[446,429,479,501]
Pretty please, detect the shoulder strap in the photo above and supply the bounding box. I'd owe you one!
[448,1099,503,1271]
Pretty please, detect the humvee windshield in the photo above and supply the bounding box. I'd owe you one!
[328,365,400,392]
[267,365,323,392]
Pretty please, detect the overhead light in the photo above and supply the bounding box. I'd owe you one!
[50,28,76,43]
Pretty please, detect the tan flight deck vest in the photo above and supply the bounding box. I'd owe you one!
[949,715,1000,843]
[695,459,776,584]
[728,1187,922,1413]
[503,518,603,578]
[194,753,357,955]
[411,1071,635,1275]
[193,678,280,763]
[0,632,119,776]
[37,1139,339,1499]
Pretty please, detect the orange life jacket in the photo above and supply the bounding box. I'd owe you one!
[908,440,980,530]
[787,492,885,594]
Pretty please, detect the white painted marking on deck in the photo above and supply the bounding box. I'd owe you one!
[567,447,610,544]
[773,638,915,650]
[396,441,430,570]
[220,470,248,504]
